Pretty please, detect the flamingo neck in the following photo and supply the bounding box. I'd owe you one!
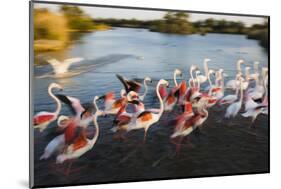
[237,62,242,74]
[254,75,260,87]
[204,61,209,76]
[195,73,200,89]
[140,79,148,99]
[245,69,250,80]
[174,72,178,86]
[48,85,61,115]
[156,81,165,119]
[90,113,99,148]
[190,68,194,83]
[208,73,213,89]
[219,72,224,90]
[239,80,243,102]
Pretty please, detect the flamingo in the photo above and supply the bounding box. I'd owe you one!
[204,69,215,91]
[246,62,260,81]
[99,89,127,115]
[173,68,183,86]
[196,58,211,84]
[170,98,209,153]
[40,109,93,160]
[242,75,268,122]
[56,96,104,164]
[188,65,199,88]
[172,102,194,130]
[159,83,168,99]
[126,79,169,142]
[55,94,94,124]
[247,68,267,101]
[33,83,63,132]
[189,70,203,103]
[139,77,152,101]
[208,69,225,100]
[225,59,244,89]
[47,57,84,75]
[219,73,241,105]
[162,69,183,111]
[116,74,142,93]
[225,76,244,118]
[110,100,140,133]
[164,89,179,111]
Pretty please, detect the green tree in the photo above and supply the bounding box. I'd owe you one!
[60,5,95,31]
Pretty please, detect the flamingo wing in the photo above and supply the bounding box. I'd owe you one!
[40,134,65,160]
[33,112,56,125]
[225,101,242,118]
[159,85,168,99]
[116,74,142,93]
[56,95,90,116]
[220,95,237,105]
[64,120,80,145]
[71,130,88,152]
[63,57,84,65]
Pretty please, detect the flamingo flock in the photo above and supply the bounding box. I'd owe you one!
[34,58,268,174]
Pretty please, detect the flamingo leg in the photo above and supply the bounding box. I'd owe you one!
[65,160,74,176]
[175,136,184,156]
[185,136,195,149]
[143,128,148,144]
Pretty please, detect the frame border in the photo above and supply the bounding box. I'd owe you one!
[29,1,270,188]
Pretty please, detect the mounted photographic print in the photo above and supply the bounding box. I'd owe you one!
[30,0,269,188]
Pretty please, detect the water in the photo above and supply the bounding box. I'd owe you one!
[33,27,268,187]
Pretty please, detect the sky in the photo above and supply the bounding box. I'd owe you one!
[34,3,266,27]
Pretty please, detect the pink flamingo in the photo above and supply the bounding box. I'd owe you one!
[33,83,63,132]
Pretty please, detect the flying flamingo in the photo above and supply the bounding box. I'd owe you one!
[126,79,169,142]
[47,57,84,75]
[33,83,63,132]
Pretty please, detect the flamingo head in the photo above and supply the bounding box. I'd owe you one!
[174,68,183,77]
[127,91,139,102]
[208,69,215,75]
[254,61,260,66]
[57,115,70,129]
[93,96,99,102]
[204,58,211,63]
[159,79,169,87]
[49,83,63,91]
[190,65,199,72]
[237,59,244,65]
[144,76,152,83]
